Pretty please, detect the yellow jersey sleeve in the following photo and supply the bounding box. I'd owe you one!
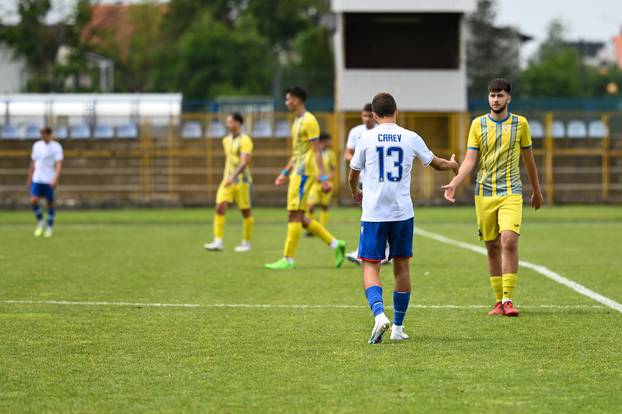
[240,135,253,154]
[304,115,320,142]
[519,117,532,148]
[467,118,481,150]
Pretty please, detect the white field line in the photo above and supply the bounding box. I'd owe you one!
[0,299,605,310]
[415,228,622,314]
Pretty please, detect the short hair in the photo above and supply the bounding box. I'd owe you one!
[488,78,512,94]
[229,112,244,124]
[286,86,307,102]
[363,103,372,112]
[371,93,397,118]
[40,126,52,135]
[319,132,331,142]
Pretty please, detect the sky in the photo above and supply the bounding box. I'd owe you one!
[1,0,621,62]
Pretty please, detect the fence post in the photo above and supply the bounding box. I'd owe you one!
[602,113,610,199]
[544,112,554,206]
[167,115,175,197]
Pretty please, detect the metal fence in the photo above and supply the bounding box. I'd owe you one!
[1,111,621,207]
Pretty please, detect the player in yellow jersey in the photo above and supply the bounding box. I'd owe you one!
[265,86,346,270]
[443,78,543,317]
[306,132,336,232]
[204,112,254,252]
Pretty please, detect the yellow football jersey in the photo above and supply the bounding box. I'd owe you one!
[222,133,253,183]
[322,147,336,182]
[467,113,532,196]
[291,111,321,176]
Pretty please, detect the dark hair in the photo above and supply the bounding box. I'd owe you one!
[286,86,307,102]
[488,78,512,94]
[319,132,331,142]
[371,93,397,118]
[229,112,244,124]
[40,126,52,135]
[363,103,372,112]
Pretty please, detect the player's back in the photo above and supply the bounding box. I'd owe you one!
[351,123,434,222]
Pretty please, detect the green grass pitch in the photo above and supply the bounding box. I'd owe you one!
[1,206,621,413]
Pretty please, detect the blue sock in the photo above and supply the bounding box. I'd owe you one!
[47,207,56,228]
[32,204,43,222]
[393,291,411,326]
[365,286,384,317]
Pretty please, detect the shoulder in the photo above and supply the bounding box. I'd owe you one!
[53,141,63,150]
[241,134,252,142]
[304,111,319,124]
[512,114,529,126]
[471,115,487,127]
[32,140,42,149]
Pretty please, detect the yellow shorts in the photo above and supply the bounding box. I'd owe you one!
[287,174,316,211]
[216,181,252,210]
[475,194,523,241]
[307,182,333,207]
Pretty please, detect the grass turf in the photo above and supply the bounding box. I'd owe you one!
[1,206,621,413]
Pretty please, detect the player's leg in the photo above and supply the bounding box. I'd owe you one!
[205,182,231,251]
[30,187,44,237]
[360,221,391,344]
[43,197,56,237]
[319,189,332,227]
[305,204,316,237]
[387,218,413,341]
[266,176,307,269]
[301,213,346,268]
[498,195,523,316]
[476,196,504,315]
[233,183,253,252]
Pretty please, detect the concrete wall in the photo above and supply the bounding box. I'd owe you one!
[0,46,28,93]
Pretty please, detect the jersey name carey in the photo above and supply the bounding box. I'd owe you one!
[377,133,401,142]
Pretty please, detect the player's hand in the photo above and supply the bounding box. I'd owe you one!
[50,179,57,189]
[321,181,332,194]
[224,176,234,187]
[449,154,459,175]
[441,182,456,203]
[531,191,543,210]
[275,174,288,186]
[352,190,362,204]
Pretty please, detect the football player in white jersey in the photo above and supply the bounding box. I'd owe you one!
[344,103,388,265]
[349,93,458,344]
[27,127,64,237]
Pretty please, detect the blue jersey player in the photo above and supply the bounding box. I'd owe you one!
[348,93,458,344]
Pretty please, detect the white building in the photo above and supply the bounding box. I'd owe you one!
[0,45,29,93]
[331,0,477,112]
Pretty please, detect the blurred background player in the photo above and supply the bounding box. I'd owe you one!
[265,86,346,270]
[343,103,390,266]
[204,112,254,252]
[306,132,336,233]
[442,78,543,317]
[27,127,63,238]
[349,93,458,344]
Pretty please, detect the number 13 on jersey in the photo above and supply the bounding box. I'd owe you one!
[376,146,403,182]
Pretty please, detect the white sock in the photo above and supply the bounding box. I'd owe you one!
[374,313,388,324]
[330,239,338,248]
[37,220,44,227]
[392,325,403,334]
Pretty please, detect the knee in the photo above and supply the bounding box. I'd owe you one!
[501,235,518,252]
[486,243,501,258]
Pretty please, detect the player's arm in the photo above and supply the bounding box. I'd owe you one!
[348,168,362,204]
[521,147,543,210]
[441,149,479,203]
[51,160,62,188]
[275,157,294,186]
[429,155,459,174]
[225,153,251,186]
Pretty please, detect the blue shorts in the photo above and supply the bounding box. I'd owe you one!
[358,218,414,262]
[31,183,55,201]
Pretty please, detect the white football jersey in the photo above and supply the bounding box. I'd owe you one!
[31,140,64,184]
[346,123,376,180]
[350,123,434,222]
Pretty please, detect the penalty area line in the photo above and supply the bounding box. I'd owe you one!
[415,228,622,314]
[0,299,605,310]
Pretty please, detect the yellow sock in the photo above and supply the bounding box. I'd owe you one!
[283,222,303,258]
[320,210,329,227]
[306,219,335,245]
[502,273,517,302]
[243,216,254,241]
[489,276,503,303]
[214,214,226,239]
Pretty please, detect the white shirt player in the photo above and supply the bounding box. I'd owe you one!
[350,123,434,222]
[31,140,64,184]
[347,123,376,179]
